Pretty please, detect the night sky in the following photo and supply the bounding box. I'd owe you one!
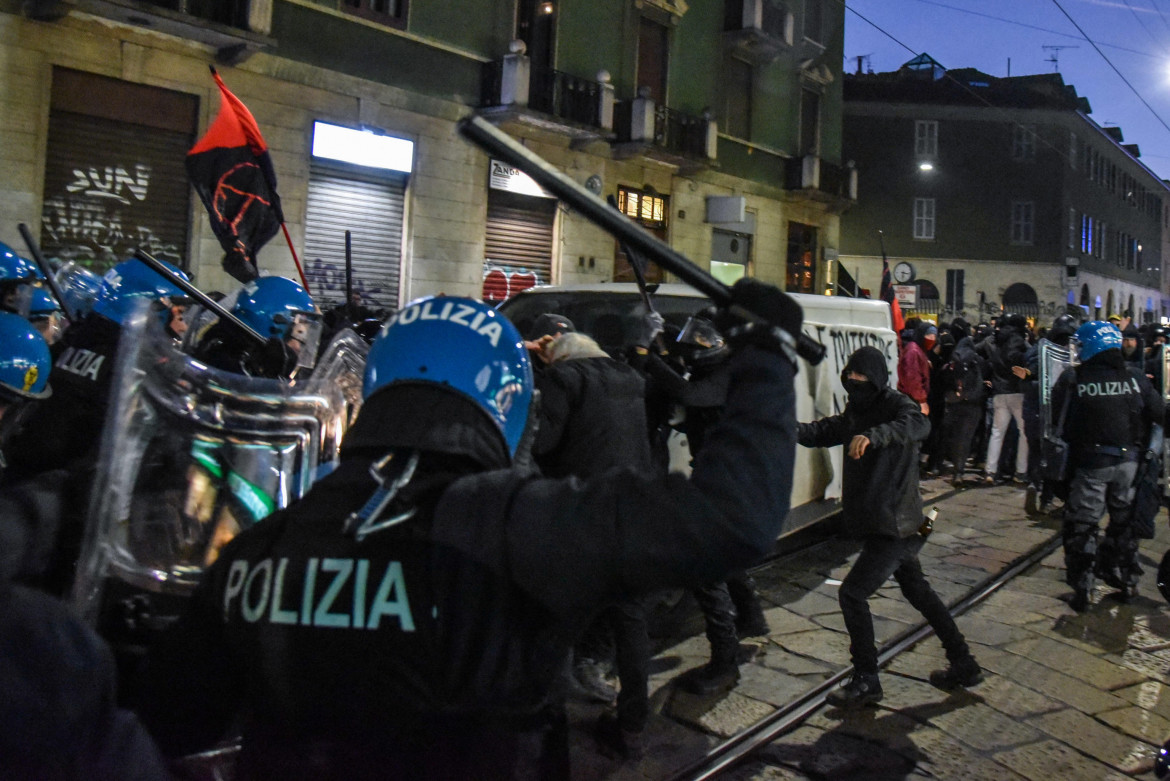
[843,0,1170,180]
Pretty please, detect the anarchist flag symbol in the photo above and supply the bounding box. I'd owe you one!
[188,67,283,283]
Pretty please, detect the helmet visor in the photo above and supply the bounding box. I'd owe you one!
[677,316,725,350]
[285,311,323,369]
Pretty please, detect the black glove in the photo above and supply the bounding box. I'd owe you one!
[246,337,297,378]
[713,278,803,358]
[635,311,665,349]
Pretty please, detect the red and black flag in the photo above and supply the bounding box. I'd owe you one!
[187,67,282,283]
[877,232,904,334]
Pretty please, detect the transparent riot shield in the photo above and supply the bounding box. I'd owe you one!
[1038,338,1077,440]
[304,327,370,433]
[1160,344,1170,500]
[71,301,355,635]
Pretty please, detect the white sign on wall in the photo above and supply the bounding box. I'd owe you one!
[489,159,555,198]
[894,285,917,307]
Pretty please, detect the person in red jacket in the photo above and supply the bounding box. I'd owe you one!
[897,321,933,415]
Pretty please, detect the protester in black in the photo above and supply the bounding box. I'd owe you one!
[798,346,982,707]
[939,335,986,486]
[1052,321,1164,610]
[132,281,803,779]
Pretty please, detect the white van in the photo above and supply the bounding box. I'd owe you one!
[498,283,897,537]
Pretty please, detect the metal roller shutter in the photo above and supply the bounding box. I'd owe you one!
[41,110,194,274]
[303,161,406,312]
[483,190,556,302]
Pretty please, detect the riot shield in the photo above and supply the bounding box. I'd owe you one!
[71,301,354,636]
[1160,344,1170,500]
[1038,338,1077,440]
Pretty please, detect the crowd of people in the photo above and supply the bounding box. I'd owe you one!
[1,236,1166,779]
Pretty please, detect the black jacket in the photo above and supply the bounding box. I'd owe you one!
[133,347,797,778]
[797,347,929,539]
[1052,350,1164,468]
[533,356,652,478]
[978,326,1027,395]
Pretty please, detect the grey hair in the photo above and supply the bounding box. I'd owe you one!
[546,331,609,362]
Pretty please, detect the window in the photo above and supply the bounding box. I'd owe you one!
[1069,131,1077,169]
[803,0,823,43]
[913,198,935,240]
[1011,124,1036,160]
[721,55,753,140]
[799,88,820,155]
[1010,201,1034,245]
[637,16,669,105]
[1068,207,1076,249]
[914,120,938,157]
[342,0,406,27]
[945,268,965,310]
[1094,220,1104,259]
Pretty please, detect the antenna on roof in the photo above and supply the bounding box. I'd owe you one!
[852,54,872,75]
[1042,45,1078,72]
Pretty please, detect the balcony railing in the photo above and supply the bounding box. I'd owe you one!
[784,155,858,201]
[28,0,273,61]
[613,92,716,161]
[480,45,614,134]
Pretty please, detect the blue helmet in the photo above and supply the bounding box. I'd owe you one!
[0,311,51,399]
[1074,320,1122,362]
[363,296,533,458]
[231,276,317,339]
[92,258,191,326]
[27,286,62,318]
[0,242,43,283]
[54,261,103,319]
[230,276,323,367]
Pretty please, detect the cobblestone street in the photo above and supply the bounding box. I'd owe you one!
[570,479,1170,780]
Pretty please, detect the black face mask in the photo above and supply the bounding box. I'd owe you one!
[843,378,879,404]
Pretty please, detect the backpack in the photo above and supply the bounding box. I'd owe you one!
[943,355,983,403]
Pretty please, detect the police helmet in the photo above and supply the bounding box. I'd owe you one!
[362,296,533,459]
[53,260,103,320]
[230,276,323,367]
[677,314,730,369]
[0,310,51,400]
[92,258,191,326]
[0,242,43,283]
[1073,320,1122,362]
[1048,314,1077,345]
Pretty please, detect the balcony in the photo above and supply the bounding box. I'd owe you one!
[25,0,274,63]
[480,43,614,144]
[611,88,717,170]
[783,154,858,210]
[723,0,794,64]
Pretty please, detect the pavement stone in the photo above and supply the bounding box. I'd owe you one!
[666,689,775,738]
[1097,703,1170,744]
[1027,708,1157,767]
[993,738,1135,781]
[1002,635,1148,689]
[1113,679,1170,721]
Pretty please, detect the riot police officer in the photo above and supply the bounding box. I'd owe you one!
[132,279,802,779]
[190,276,322,379]
[1052,321,1164,610]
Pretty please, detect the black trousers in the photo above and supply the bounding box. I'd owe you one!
[943,401,981,476]
[839,534,971,675]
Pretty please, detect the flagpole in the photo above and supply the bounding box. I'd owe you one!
[280,222,311,295]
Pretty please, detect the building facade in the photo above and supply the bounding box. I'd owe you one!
[839,54,1170,326]
[1,0,855,311]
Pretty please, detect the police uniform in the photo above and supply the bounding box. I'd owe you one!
[1052,326,1164,606]
[133,293,799,780]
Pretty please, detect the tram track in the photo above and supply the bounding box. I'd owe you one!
[668,486,1063,781]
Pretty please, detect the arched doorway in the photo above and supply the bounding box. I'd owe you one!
[915,279,940,300]
[1002,283,1038,307]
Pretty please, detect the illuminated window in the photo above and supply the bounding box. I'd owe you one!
[617,186,667,229]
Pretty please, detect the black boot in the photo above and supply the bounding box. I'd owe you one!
[825,672,883,707]
[929,656,984,690]
[677,645,739,696]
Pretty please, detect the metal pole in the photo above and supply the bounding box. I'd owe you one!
[345,230,353,308]
[456,115,825,365]
[132,248,268,348]
[18,223,75,323]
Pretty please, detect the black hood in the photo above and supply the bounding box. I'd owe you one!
[843,345,889,388]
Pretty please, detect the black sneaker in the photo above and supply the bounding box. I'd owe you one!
[677,661,740,696]
[1069,588,1090,613]
[735,613,770,638]
[592,713,644,761]
[929,657,984,690]
[825,672,883,707]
